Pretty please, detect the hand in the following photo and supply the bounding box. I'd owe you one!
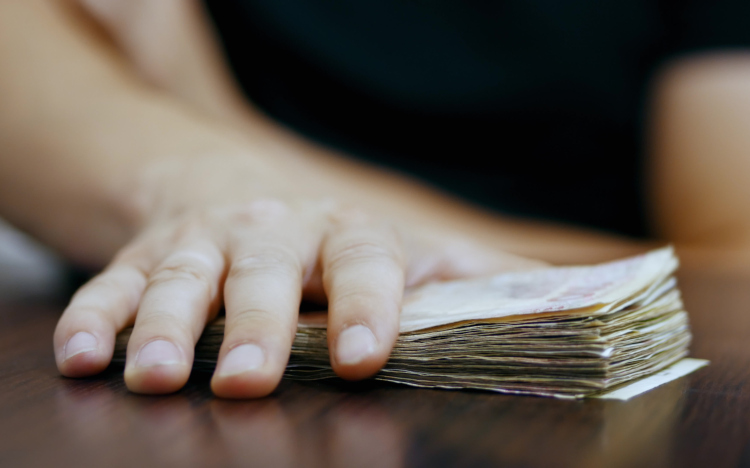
[53,158,542,398]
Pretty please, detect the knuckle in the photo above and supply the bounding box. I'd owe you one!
[60,305,112,330]
[229,248,302,281]
[328,206,372,226]
[73,274,136,310]
[232,199,290,225]
[148,262,213,292]
[134,311,193,338]
[326,240,397,270]
[330,289,401,318]
[230,308,294,337]
[330,288,376,306]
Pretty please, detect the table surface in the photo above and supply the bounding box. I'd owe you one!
[2,268,750,468]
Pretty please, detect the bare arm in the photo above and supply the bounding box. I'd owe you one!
[0,0,267,265]
[0,0,644,398]
[59,0,646,265]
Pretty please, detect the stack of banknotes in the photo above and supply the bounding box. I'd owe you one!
[115,247,690,398]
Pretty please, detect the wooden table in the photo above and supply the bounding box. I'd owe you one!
[2,269,750,468]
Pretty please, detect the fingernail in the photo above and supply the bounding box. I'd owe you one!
[64,332,98,361]
[336,325,377,366]
[135,340,183,368]
[217,344,265,377]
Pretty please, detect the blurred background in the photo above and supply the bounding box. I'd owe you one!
[0,219,65,301]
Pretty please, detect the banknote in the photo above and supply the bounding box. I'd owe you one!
[114,247,691,398]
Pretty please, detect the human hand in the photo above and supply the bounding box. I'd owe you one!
[53,158,542,398]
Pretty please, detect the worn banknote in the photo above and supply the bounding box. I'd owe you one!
[115,247,691,398]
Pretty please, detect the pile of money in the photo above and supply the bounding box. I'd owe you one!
[115,247,691,398]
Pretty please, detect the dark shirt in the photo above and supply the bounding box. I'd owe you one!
[203,0,750,237]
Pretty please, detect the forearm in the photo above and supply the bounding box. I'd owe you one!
[79,0,648,266]
[0,1,643,271]
[0,1,297,266]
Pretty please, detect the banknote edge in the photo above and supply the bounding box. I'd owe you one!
[594,357,709,400]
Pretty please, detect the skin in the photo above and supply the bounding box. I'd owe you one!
[648,52,750,269]
[1,0,746,398]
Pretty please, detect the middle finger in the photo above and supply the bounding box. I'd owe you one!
[211,203,320,398]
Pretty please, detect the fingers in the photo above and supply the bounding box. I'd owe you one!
[322,211,405,380]
[54,251,150,378]
[55,200,410,398]
[124,238,225,394]
[212,206,318,398]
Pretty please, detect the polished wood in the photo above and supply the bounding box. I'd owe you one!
[1,269,749,467]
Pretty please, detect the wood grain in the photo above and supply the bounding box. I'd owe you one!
[1,268,749,467]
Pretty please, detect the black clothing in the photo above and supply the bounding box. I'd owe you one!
[203,0,750,237]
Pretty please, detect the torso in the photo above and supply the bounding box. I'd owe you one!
[204,0,750,237]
